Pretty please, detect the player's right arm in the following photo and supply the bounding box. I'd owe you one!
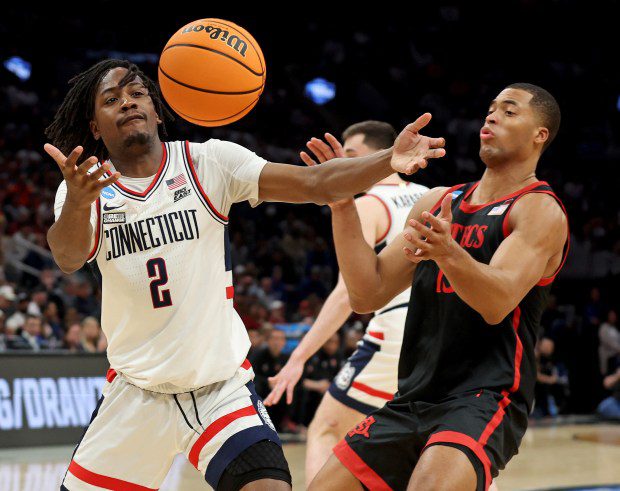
[333,186,448,313]
[45,144,120,274]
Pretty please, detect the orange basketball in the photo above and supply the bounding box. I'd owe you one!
[158,18,266,127]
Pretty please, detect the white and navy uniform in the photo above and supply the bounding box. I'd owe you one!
[329,182,429,414]
[54,140,281,491]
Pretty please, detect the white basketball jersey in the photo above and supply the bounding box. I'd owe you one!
[365,182,429,315]
[53,140,267,392]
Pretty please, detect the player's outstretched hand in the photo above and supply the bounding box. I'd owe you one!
[402,193,455,263]
[44,144,121,210]
[299,133,354,209]
[264,356,305,406]
[391,113,446,175]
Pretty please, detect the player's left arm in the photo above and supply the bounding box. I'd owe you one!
[403,192,567,325]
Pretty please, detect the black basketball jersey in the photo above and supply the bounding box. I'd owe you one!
[396,180,569,411]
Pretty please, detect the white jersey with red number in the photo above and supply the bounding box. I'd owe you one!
[53,139,267,393]
[365,182,429,317]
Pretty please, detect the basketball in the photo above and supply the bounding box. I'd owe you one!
[158,18,266,126]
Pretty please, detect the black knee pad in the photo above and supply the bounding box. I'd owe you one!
[217,439,291,491]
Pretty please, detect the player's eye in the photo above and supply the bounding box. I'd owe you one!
[505,110,515,116]
[133,91,145,97]
[105,97,117,105]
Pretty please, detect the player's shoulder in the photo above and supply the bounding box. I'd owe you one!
[511,190,566,223]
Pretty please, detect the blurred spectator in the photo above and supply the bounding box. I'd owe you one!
[299,333,344,425]
[599,309,620,375]
[597,367,620,420]
[63,323,83,352]
[17,314,47,351]
[250,328,290,431]
[247,327,266,359]
[5,292,29,332]
[534,337,568,417]
[343,325,364,358]
[81,316,105,353]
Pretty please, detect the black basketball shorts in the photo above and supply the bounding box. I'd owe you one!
[333,389,529,491]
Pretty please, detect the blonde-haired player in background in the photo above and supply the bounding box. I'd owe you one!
[265,121,429,486]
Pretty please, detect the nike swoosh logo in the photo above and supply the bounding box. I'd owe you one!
[103,203,125,211]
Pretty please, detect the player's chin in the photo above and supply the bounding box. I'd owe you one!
[122,130,152,148]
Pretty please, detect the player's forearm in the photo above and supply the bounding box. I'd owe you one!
[331,201,384,313]
[291,285,352,363]
[438,246,519,325]
[47,199,93,274]
[311,148,392,204]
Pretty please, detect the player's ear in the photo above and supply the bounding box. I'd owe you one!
[156,114,162,124]
[534,127,549,147]
[90,120,101,141]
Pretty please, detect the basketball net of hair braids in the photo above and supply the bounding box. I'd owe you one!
[45,59,174,161]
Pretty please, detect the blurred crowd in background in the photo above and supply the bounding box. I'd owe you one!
[0,2,618,429]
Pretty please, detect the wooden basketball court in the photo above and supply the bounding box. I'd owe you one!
[1,423,618,490]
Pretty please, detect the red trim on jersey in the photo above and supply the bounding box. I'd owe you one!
[459,181,549,213]
[184,140,229,222]
[68,460,158,491]
[429,184,467,215]
[189,405,257,468]
[226,286,234,299]
[106,368,117,383]
[478,307,522,448]
[241,359,252,370]
[86,198,101,261]
[367,331,384,340]
[364,194,391,244]
[423,431,492,491]
[333,440,393,491]
[500,189,570,286]
[108,143,167,198]
[351,381,394,400]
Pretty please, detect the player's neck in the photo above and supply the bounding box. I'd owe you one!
[473,161,538,204]
[107,138,164,178]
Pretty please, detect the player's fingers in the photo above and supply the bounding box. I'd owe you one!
[405,159,427,174]
[324,133,345,158]
[421,211,446,231]
[64,146,85,169]
[77,156,100,176]
[403,113,432,134]
[428,137,446,148]
[310,138,336,161]
[426,148,446,160]
[439,194,453,220]
[300,151,318,167]
[43,143,68,169]
[407,219,437,241]
[286,383,295,405]
[306,141,328,163]
[403,229,431,251]
[88,163,110,181]
[97,172,121,188]
[404,246,426,263]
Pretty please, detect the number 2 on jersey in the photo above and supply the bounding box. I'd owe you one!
[147,258,172,308]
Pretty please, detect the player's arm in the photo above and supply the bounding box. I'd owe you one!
[257,113,445,204]
[45,144,120,274]
[264,196,385,405]
[334,187,449,313]
[403,192,567,324]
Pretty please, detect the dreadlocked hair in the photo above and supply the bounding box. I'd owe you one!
[45,59,174,161]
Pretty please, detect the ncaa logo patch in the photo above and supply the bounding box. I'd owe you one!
[257,400,276,432]
[101,187,116,199]
[334,362,356,390]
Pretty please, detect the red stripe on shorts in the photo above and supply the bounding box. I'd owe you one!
[189,405,257,468]
[423,430,492,491]
[241,359,252,370]
[226,286,234,299]
[106,368,117,383]
[367,331,384,340]
[68,460,158,491]
[351,381,394,401]
[333,439,393,491]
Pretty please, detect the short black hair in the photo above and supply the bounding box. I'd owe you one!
[507,83,561,152]
[45,59,174,161]
[341,120,397,150]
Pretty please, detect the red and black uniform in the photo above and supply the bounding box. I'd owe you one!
[333,181,569,491]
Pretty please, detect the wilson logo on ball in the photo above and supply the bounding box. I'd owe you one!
[181,24,248,57]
